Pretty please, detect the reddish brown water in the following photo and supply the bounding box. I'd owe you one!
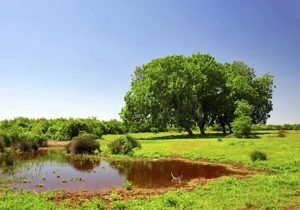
[0,150,243,191]
[110,159,242,188]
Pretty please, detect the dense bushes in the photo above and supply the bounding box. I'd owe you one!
[109,135,141,155]
[0,117,126,143]
[66,134,100,154]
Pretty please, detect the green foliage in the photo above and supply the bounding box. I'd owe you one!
[66,134,100,154]
[123,180,132,190]
[250,150,267,161]
[109,135,141,155]
[232,100,253,138]
[232,116,252,138]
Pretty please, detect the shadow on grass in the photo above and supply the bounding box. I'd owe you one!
[136,133,229,140]
[135,132,270,141]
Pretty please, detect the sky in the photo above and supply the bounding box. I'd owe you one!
[0,0,300,124]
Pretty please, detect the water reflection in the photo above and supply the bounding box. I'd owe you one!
[0,150,244,191]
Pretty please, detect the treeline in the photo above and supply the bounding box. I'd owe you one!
[252,124,300,131]
[208,124,300,132]
[0,117,125,146]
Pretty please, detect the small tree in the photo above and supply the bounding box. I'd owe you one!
[232,100,253,138]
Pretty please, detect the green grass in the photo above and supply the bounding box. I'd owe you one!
[0,130,300,209]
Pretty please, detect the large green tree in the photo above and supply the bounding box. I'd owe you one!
[121,53,225,135]
[121,54,274,136]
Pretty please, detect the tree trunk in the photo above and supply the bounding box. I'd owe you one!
[221,124,226,134]
[185,127,194,136]
[199,124,205,135]
[227,123,233,133]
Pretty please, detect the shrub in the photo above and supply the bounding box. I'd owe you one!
[232,100,253,138]
[66,134,100,154]
[110,192,120,201]
[109,135,141,155]
[277,129,286,138]
[250,151,267,161]
[27,134,48,147]
[232,116,252,138]
[13,140,39,152]
[123,180,132,190]
[37,137,48,147]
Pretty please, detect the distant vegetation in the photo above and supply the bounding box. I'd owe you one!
[0,117,299,151]
[0,117,125,148]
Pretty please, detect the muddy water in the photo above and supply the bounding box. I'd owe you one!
[0,150,243,191]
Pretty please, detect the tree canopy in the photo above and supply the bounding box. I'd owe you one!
[120,53,274,135]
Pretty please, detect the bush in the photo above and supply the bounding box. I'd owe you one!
[250,151,267,161]
[123,180,132,190]
[13,140,39,152]
[110,192,120,201]
[66,134,100,154]
[232,116,252,138]
[109,135,141,155]
[277,129,286,138]
[27,134,48,147]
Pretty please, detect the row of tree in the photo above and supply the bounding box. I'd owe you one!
[120,53,274,136]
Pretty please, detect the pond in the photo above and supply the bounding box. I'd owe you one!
[0,150,244,191]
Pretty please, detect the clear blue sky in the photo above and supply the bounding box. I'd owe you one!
[0,0,299,124]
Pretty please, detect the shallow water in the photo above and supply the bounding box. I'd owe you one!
[0,150,243,191]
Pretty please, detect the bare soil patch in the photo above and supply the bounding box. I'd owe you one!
[47,140,70,148]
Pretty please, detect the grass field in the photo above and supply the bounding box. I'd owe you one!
[1,130,300,209]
